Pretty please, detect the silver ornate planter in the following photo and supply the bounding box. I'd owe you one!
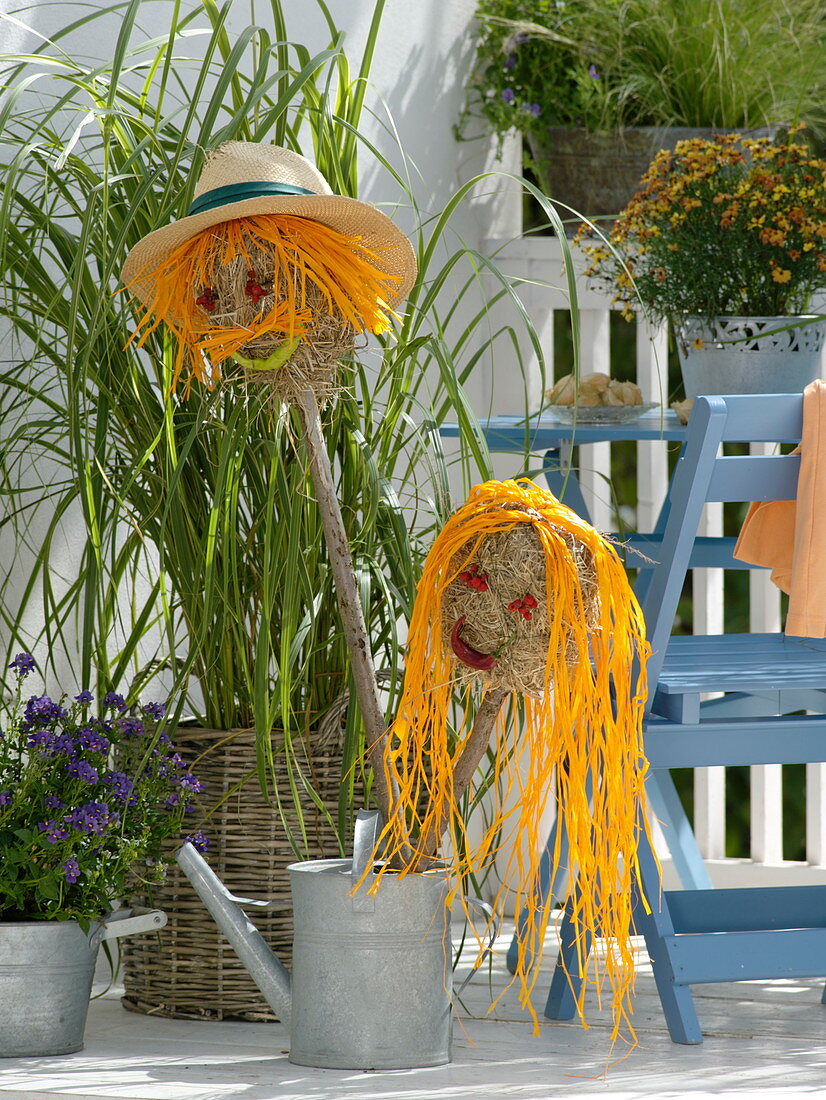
[674,316,826,398]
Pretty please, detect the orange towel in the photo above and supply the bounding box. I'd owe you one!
[733,379,826,637]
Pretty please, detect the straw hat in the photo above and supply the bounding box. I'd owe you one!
[121,141,417,307]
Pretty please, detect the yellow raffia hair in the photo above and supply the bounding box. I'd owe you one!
[125,214,400,392]
[378,478,655,1051]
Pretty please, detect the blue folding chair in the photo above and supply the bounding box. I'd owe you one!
[545,393,826,1043]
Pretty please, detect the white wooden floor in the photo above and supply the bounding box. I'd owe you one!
[1,919,824,1100]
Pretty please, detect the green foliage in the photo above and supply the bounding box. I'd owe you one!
[0,657,199,922]
[461,0,826,142]
[460,0,630,141]
[580,133,826,322]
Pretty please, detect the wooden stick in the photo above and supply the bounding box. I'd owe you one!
[416,686,508,863]
[295,386,398,828]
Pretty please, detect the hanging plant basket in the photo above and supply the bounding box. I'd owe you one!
[527,126,773,227]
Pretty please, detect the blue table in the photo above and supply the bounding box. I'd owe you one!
[441,408,686,526]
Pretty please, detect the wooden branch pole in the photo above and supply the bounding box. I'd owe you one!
[416,686,508,863]
[295,386,398,829]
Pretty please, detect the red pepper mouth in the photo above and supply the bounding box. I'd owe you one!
[450,616,498,670]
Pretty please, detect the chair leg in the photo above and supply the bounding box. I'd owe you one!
[544,897,590,1021]
[646,770,713,890]
[633,835,703,1045]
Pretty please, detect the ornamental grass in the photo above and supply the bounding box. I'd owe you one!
[579,132,826,322]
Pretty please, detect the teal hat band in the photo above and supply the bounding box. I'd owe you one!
[187,180,315,218]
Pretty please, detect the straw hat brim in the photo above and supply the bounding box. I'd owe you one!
[121,193,417,308]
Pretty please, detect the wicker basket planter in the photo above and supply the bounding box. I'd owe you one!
[121,726,344,1021]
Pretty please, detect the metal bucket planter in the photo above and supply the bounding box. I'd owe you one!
[675,316,826,398]
[0,909,165,1056]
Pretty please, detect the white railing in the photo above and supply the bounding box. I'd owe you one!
[484,233,826,887]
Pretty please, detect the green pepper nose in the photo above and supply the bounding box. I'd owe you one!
[233,336,302,371]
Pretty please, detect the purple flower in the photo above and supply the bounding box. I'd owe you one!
[66,758,99,784]
[102,771,134,804]
[63,858,80,884]
[185,829,209,853]
[24,695,66,726]
[504,53,517,71]
[9,653,36,678]
[74,689,94,705]
[102,691,126,712]
[177,772,203,793]
[27,727,54,751]
[513,31,529,45]
[78,726,110,753]
[522,102,541,118]
[51,732,77,757]
[116,716,144,738]
[501,88,515,104]
[170,753,187,769]
[64,801,115,835]
[44,795,64,810]
[38,819,70,843]
[589,63,600,80]
[142,702,166,720]
[0,791,11,806]
[164,791,180,807]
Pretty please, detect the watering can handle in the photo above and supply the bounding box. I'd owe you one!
[351,808,382,880]
[98,907,167,942]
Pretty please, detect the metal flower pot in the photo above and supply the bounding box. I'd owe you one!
[0,909,165,1056]
[674,316,826,398]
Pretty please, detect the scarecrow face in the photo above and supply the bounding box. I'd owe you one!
[192,229,353,356]
[128,212,399,401]
[191,227,357,398]
[441,520,598,697]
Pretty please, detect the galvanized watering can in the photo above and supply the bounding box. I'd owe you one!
[0,907,166,1056]
[177,810,491,1070]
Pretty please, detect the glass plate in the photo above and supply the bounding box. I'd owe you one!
[543,402,659,424]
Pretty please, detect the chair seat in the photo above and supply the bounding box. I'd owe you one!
[657,632,826,696]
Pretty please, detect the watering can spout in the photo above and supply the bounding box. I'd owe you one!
[175,842,292,1026]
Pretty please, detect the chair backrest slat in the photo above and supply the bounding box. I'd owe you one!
[713,393,804,442]
[707,454,801,503]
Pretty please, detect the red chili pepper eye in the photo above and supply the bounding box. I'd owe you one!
[461,565,489,591]
[195,287,218,311]
[244,270,271,304]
